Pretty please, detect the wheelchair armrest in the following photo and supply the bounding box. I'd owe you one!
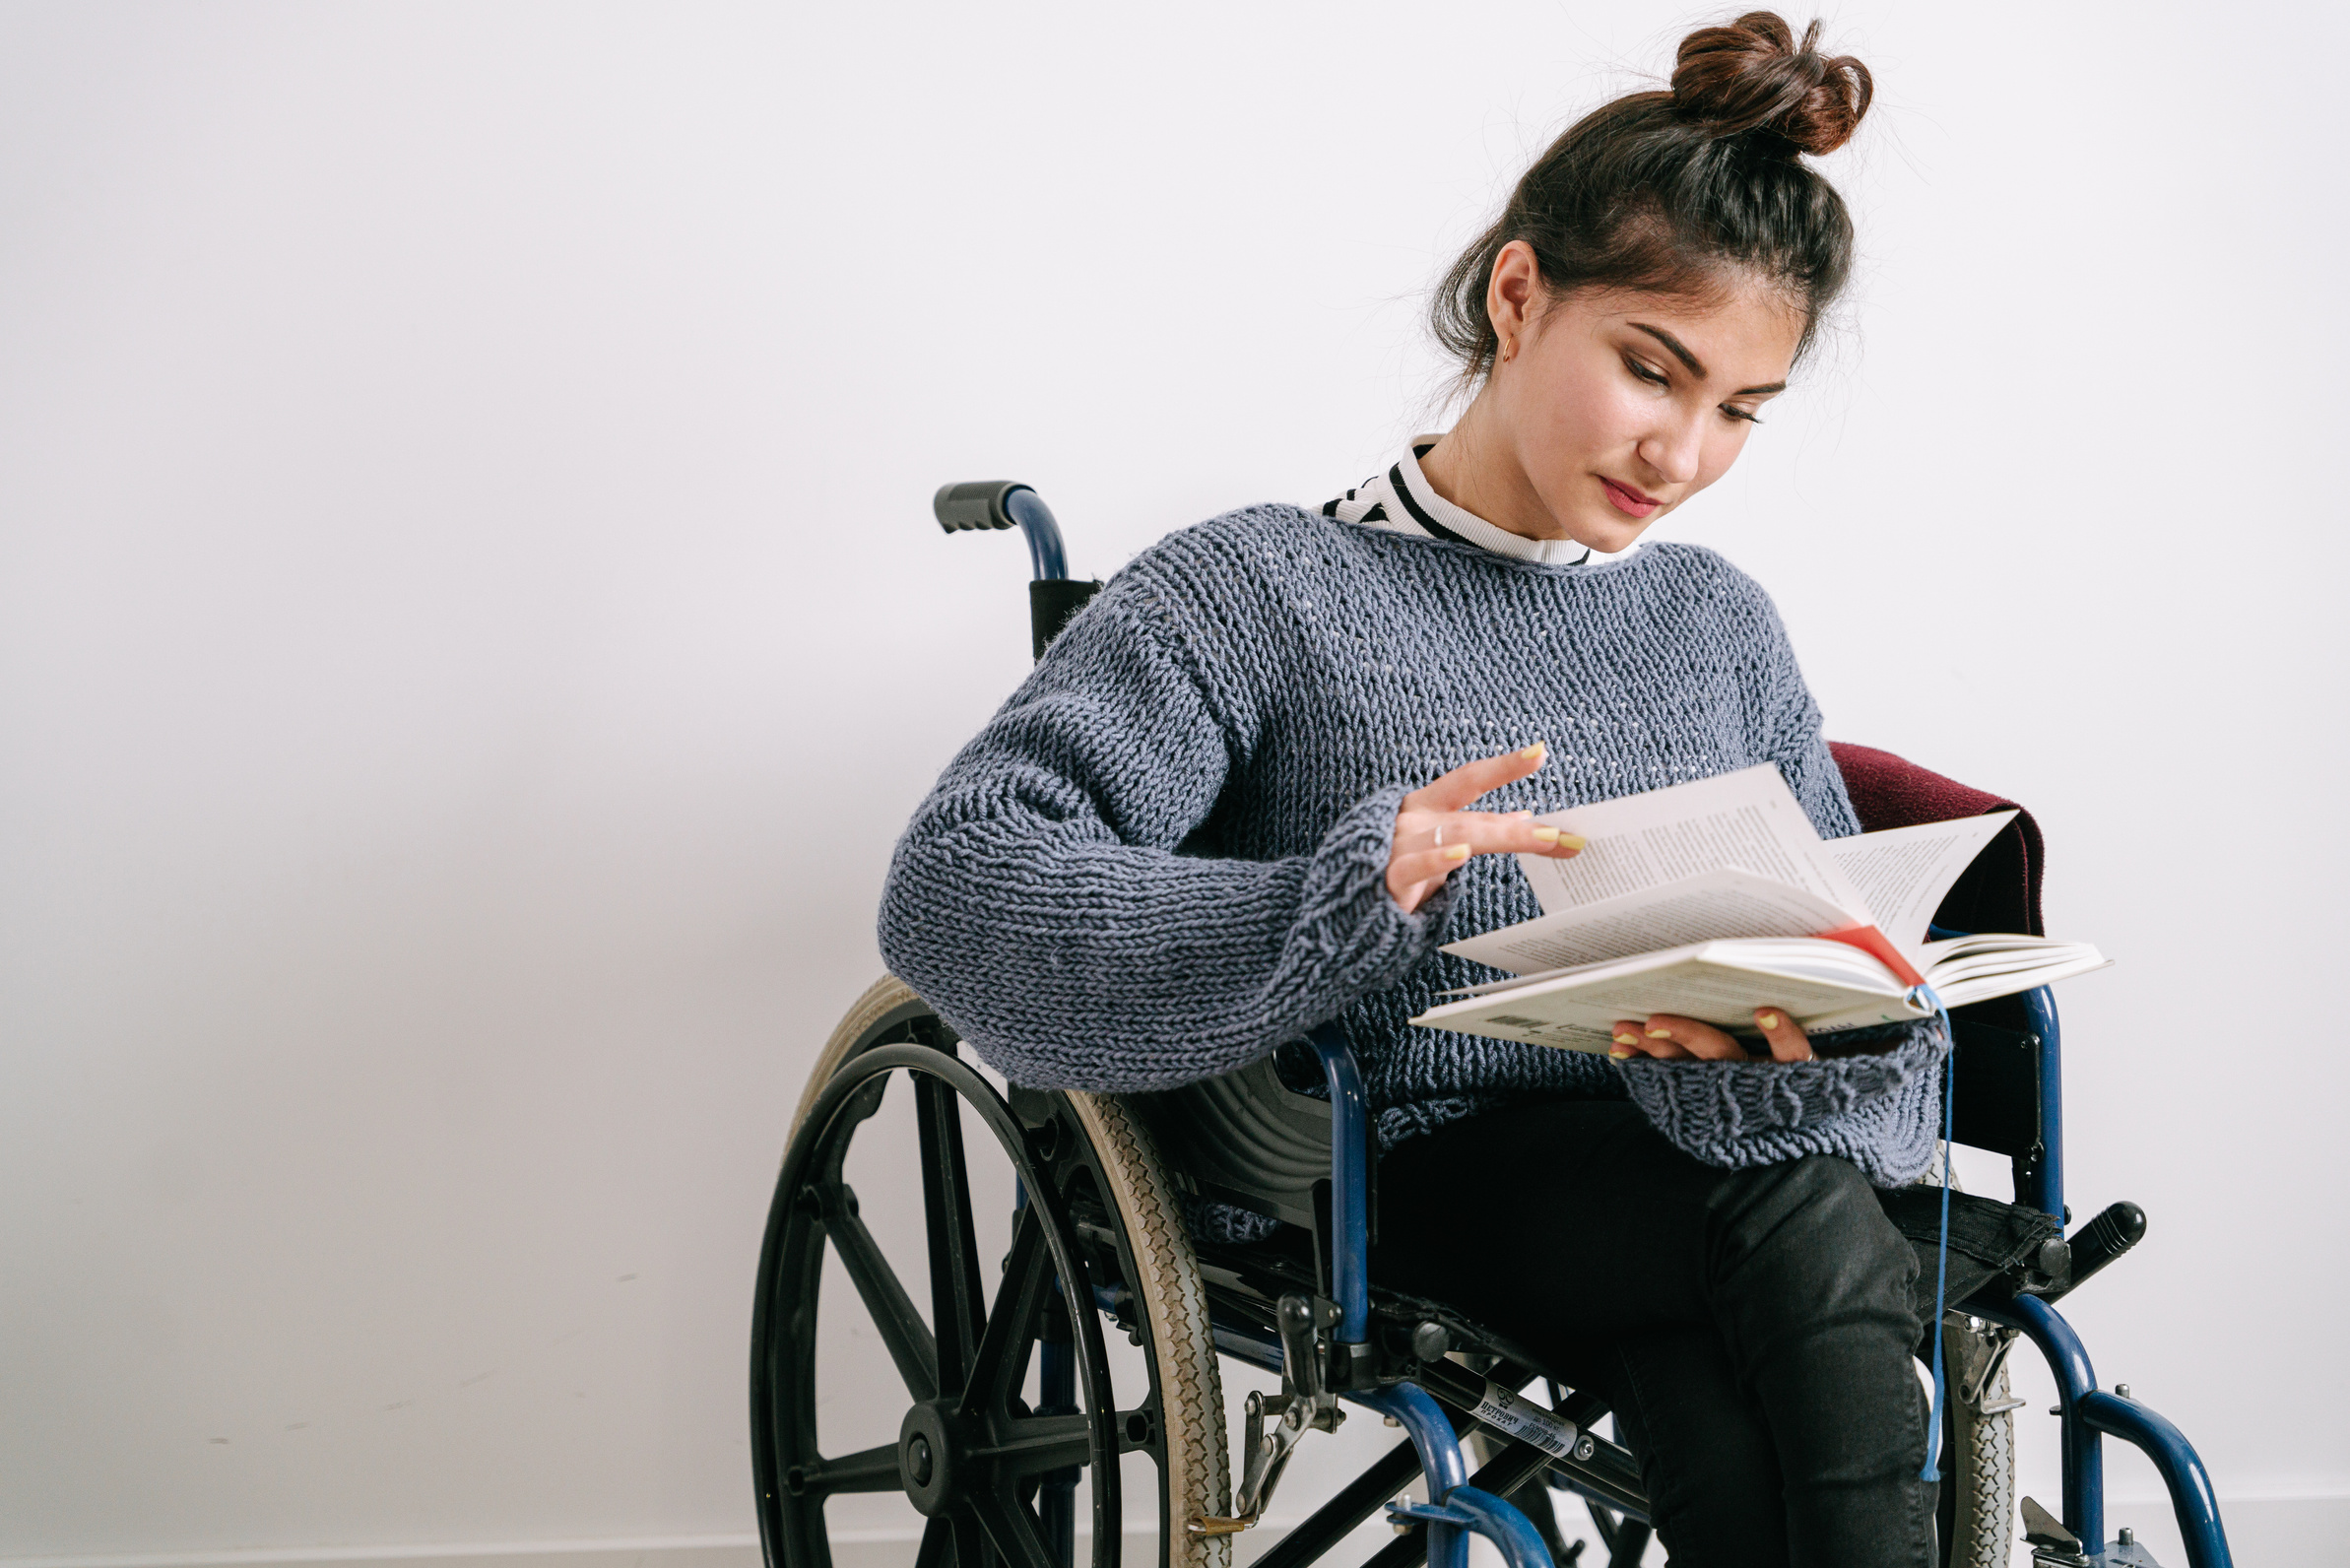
[1930,926,2066,1221]
[1302,1023,1371,1344]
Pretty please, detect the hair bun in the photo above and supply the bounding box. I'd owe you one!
[1671,12,1872,157]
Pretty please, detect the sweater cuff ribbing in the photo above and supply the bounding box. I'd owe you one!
[1290,780,1450,996]
[1612,1014,1951,1187]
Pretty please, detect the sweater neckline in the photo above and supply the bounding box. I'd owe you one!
[1320,435,1641,567]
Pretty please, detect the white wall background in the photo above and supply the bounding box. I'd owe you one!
[3,1,2344,1563]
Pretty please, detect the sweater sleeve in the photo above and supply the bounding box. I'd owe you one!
[877,578,1444,1092]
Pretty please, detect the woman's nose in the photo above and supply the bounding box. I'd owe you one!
[1637,413,1705,487]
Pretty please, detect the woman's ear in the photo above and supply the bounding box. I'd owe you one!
[1485,239,1542,352]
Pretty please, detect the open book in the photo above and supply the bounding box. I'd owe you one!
[1409,765,2108,1052]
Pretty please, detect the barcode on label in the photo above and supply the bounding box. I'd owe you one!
[1469,1380,1579,1460]
[1488,1014,1552,1029]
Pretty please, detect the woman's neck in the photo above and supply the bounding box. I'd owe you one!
[1416,403,1580,544]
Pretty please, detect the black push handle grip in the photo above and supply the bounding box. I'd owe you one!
[934,481,1029,535]
[2065,1200,2146,1292]
[933,478,1073,586]
[932,477,1096,661]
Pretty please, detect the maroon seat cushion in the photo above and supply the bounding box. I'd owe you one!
[1828,742,2044,938]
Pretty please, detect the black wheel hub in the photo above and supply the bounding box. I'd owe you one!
[897,1400,965,1516]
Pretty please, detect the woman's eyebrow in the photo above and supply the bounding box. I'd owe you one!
[1628,323,1785,396]
[1630,323,1707,376]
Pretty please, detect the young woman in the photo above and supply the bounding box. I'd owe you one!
[881,14,1941,1564]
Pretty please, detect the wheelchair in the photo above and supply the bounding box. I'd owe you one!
[751,483,2237,1568]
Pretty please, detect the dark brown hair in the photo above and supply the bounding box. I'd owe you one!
[1432,12,1874,378]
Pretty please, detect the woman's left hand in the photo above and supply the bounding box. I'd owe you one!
[1608,1006,1814,1063]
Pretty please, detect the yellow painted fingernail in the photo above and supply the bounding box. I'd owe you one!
[1532,825,1561,843]
[1556,833,1587,851]
[1608,1048,1633,1060]
[1520,741,1546,760]
[1443,843,1469,861]
[1613,1033,1639,1046]
[1646,1028,1672,1038]
[1758,1013,1780,1030]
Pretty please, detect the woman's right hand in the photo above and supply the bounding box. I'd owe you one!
[1387,742,1585,914]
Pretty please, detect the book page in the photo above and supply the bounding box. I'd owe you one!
[1820,812,2018,953]
[1413,948,1927,1051]
[1443,936,1895,999]
[1916,934,2111,1006]
[1517,764,1868,920]
[1442,868,1860,976]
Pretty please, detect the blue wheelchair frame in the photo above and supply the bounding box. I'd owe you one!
[1277,1005,2233,1568]
[952,485,2236,1568]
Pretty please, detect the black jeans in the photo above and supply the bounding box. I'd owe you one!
[1374,1098,1934,1568]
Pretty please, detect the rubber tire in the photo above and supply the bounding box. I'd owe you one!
[1919,1143,2014,1568]
[1939,1317,2016,1568]
[1065,1092,1233,1568]
[789,977,1231,1568]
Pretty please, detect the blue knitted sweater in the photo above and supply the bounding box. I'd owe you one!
[879,504,1948,1191]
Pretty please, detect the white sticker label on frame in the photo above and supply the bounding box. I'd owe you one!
[1469,1380,1580,1460]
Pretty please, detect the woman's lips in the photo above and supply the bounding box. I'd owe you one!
[1600,478,1660,518]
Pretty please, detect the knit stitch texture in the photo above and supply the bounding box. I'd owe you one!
[879,504,1946,1190]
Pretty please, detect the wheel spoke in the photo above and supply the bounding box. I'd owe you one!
[948,1507,992,1568]
[974,1411,1094,1479]
[824,1193,940,1402]
[969,1487,1058,1568]
[961,1203,1053,1417]
[916,1075,989,1393]
[791,1442,902,1497]
[914,1517,954,1568]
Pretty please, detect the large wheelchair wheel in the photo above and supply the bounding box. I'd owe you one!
[752,976,1232,1568]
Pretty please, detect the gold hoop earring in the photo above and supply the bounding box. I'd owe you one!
[1500,338,1517,364]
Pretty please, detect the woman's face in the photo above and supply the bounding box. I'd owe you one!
[1484,250,1806,554]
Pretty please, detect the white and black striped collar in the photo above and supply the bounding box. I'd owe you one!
[1321,436,1638,567]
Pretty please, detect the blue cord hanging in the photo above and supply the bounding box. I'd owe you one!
[1914,985,1956,1483]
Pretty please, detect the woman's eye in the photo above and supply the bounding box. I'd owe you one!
[1623,355,1669,387]
[1720,405,1763,425]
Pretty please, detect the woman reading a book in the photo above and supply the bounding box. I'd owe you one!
[881,14,1940,1565]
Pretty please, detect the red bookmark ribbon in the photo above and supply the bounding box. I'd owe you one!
[1814,924,1926,990]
